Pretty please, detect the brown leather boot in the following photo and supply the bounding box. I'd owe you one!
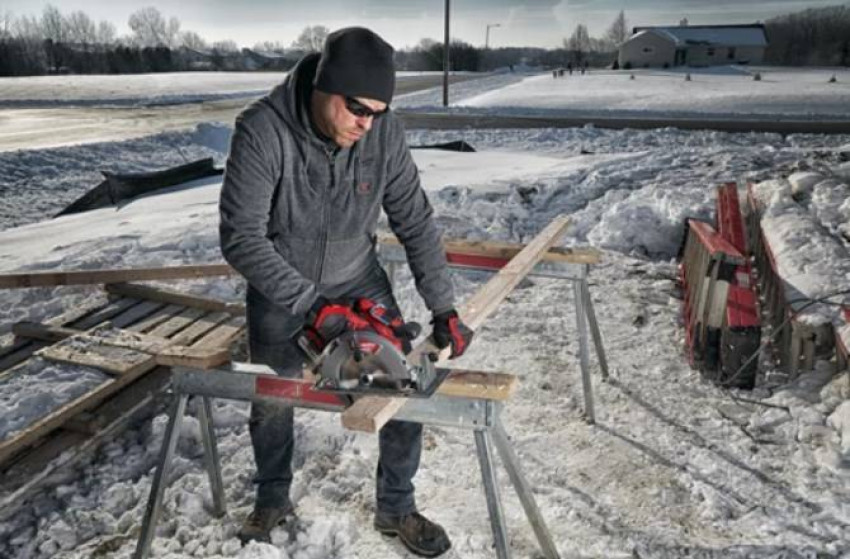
[238,503,295,544]
[374,511,452,557]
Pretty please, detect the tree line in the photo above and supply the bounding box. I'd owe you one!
[0,6,329,76]
[764,4,850,66]
[1,4,847,77]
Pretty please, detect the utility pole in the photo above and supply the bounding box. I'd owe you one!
[485,23,500,49]
[443,0,450,107]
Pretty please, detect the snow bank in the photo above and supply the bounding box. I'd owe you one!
[760,201,850,325]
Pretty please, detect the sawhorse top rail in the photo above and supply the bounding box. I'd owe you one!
[134,362,561,559]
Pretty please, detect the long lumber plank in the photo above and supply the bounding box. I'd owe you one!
[379,234,600,265]
[0,237,597,291]
[0,264,235,289]
[341,215,571,433]
[106,283,245,315]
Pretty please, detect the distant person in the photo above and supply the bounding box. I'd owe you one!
[583,60,589,74]
[567,62,573,75]
[220,26,473,557]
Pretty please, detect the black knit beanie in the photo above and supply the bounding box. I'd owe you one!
[313,27,395,104]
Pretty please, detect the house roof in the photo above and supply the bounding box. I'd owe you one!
[631,24,768,47]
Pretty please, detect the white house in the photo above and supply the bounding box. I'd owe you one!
[618,24,768,69]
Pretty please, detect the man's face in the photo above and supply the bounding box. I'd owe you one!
[311,91,387,148]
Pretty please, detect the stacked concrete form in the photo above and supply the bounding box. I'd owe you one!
[747,172,850,376]
[679,183,761,388]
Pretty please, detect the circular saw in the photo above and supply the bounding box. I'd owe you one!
[300,330,442,397]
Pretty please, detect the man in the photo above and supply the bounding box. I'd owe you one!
[219,27,473,557]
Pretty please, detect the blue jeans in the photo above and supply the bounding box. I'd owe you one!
[246,263,422,515]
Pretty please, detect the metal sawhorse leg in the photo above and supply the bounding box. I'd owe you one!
[383,247,610,424]
[133,366,561,559]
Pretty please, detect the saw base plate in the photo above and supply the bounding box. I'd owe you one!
[315,367,451,400]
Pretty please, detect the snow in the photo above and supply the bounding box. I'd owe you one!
[0,71,455,108]
[1,70,850,558]
[448,68,850,120]
[0,72,288,108]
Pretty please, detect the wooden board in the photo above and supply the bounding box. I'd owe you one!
[0,264,235,289]
[0,296,118,374]
[38,339,152,377]
[124,304,184,333]
[169,311,231,346]
[0,233,597,291]
[107,300,166,329]
[106,283,245,315]
[71,298,139,330]
[379,234,600,265]
[155,346,231,369]
[341,215,571,433]
[193,315,246,350]
[436,370,517,401]
[147,307,207,338]
[0,367,171,513]
[11,322,79,344]
[0,294,246,467]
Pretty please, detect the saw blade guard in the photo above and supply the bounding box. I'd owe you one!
[316,330,435,392]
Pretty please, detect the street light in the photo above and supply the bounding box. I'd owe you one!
[485,23,501,49]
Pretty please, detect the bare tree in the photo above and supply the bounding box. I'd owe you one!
[13,14,42,40]
[40,4,67,42]
[565,23,590,62]
[96,20,116,45]
[606,10,628,49]
[180,30,207,50]
[66,11,96,45]
[211,39,239,53]
[0,10,14,39]
[253,40,286,53]
[291,25,329,52]
[128,7,180,48]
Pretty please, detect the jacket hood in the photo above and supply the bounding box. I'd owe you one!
[266,52,326,149]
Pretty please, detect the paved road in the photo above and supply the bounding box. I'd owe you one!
[396,111,850,135]
[0,74,480,152]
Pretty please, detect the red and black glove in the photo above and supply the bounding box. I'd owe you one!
[302,296,370,352]
[354,298,421,354]
[302,297,421,355]
[431,309,473,359]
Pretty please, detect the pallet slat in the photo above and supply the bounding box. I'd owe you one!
[106,283,245,315]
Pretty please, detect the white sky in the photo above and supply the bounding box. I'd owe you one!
[0,0,843,50]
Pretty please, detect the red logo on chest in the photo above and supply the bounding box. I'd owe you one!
[357,181,372,195]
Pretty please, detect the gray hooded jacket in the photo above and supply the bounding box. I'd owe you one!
[219,54,455,316]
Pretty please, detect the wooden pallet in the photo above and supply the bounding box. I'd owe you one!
[0,284,245,471]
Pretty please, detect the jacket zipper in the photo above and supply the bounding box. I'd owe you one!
[316,147,335,282]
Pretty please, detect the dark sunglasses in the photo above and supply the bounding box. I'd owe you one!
[344,96,389,119]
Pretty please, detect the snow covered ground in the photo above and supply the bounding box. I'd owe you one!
[0,72,849,558]
[423,67,850,120]
[0,71,455,108]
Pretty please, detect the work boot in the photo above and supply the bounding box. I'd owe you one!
[374,510,452,557]
[238,503,295,544]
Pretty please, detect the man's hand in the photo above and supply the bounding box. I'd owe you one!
[303,297,369,351]
[431,309,473,359]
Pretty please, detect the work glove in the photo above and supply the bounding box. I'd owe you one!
[431,309,474,359]
[354,298,421,354]
[302,296,370,352]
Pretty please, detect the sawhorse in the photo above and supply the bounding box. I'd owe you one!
[381,243,609,422]
[133,365,561,559]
